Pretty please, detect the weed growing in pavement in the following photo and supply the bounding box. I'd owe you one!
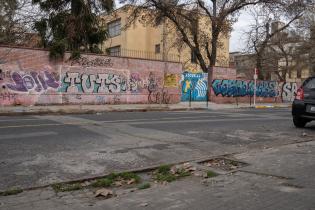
[154,164,191,183]
[206,170,218,178]
[137,183,151,190]
[91,172,141,188]
[154,165,176,182]
[0,188,23,196]
[52,183,83,192]
[91,178,113,188]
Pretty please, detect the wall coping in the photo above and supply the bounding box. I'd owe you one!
[0,45,182,65]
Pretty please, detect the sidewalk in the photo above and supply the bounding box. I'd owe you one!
[1,139,314,210]
[0,102,292,116]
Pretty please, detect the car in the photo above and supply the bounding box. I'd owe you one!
[292,76,315,128]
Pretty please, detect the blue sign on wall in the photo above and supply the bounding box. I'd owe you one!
[181,72,208,101]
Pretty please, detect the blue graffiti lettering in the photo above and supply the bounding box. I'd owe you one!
[211,79,277,98]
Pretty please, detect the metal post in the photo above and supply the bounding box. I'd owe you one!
[206,89,209,108]
[189,89,192,108]
[207,67,213,103]
[253,68,258,107]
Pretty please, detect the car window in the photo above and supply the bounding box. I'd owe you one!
[304,78,315,90]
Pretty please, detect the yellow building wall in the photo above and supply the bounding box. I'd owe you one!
[101,7,230,73]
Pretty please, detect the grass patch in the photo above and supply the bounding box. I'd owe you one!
[52,183,82,192]
[157,165,172,174]
[155,165,176,182]
[176,169,191,178]
[91,178,113,188]
[155,173,177,182]
[206,170,218,178]
[0,188,23,196]
[118,172,141,183]
[154,164,190,183]
[91,172,141,188]
[137,183,151,190]
[51,172,141,192]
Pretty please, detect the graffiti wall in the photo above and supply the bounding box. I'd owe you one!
[212,80,278,98]
[180,68,299,103]
[0,47,181,106]
[181,72,208,101]
[279,82,298,102]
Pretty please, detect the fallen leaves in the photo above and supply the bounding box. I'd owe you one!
[127,178,136,185]
[95,188,115,199]
[203,158,245,171]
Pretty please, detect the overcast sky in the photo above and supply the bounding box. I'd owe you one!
[229,11,252,52]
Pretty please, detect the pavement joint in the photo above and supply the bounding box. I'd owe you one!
[237,170,294,180]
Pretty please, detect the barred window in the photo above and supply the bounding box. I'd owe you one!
[107,46,121,56]
[108,19,121,38]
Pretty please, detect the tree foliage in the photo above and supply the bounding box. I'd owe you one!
[32,0,114,59]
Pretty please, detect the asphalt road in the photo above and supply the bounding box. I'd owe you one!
[0,108,314,191]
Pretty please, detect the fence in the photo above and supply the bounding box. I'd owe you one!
[104,48,180,63]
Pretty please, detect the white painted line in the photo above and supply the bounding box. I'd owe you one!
[107,117,292,125]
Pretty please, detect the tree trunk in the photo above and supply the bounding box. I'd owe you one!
[210,31,218,67]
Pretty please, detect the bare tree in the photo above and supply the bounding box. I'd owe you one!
[0,0,43,46]
[244,1,310,79]
[121,0,306,74]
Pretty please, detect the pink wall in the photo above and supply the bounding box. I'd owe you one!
[0,46,182,106]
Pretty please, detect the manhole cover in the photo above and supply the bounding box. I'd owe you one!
[200,158,248,171]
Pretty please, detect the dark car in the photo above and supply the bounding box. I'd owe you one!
[292,76,315,128]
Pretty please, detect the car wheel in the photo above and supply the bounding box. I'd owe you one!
[293,116,307,128]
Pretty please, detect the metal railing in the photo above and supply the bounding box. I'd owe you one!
[104,48,180,63]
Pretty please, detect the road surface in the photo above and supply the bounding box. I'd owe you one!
[0,108,314,191]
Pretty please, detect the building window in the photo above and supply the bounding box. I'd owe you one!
[106,46,121,56]
[191,50,197,63]
[155,44,160,54]
[108,19,121,38]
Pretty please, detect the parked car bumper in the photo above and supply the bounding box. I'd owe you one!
[292,99,315,120]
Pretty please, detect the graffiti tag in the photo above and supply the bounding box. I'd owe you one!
[212,79,277,97]
[6,71,59,93]
[71,57,113,67]
[61,72,128,93]
[0,92,17,101]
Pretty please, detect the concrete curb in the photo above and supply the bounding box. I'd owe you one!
[0,103,292,116]
[255,104,292,109]
[0,107,208,116]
